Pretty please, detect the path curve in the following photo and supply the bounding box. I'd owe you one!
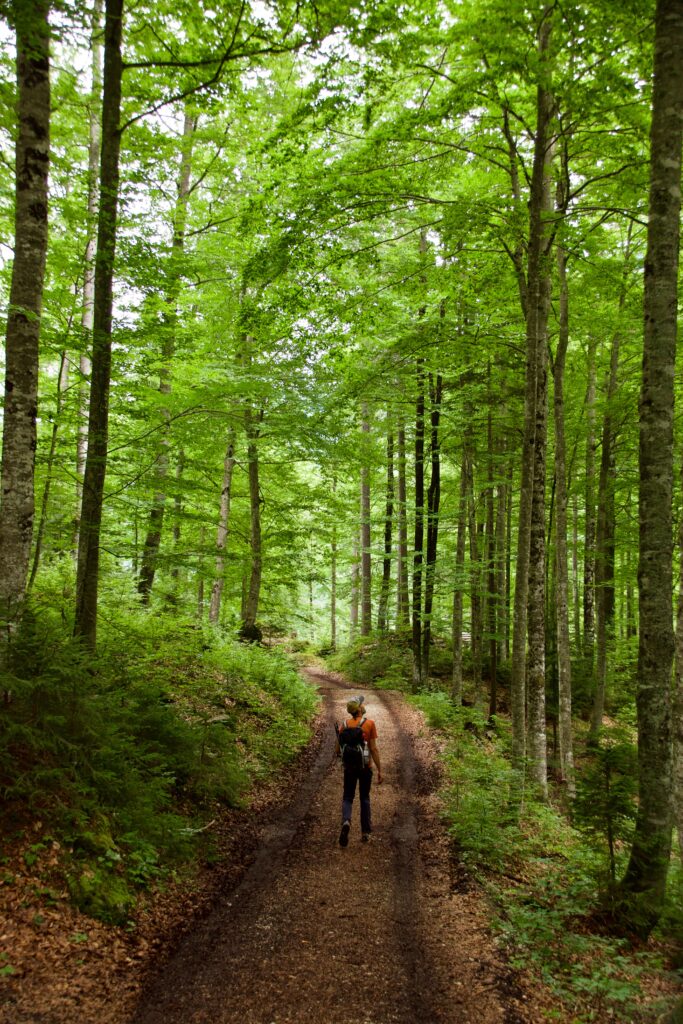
[128,670,532,1024]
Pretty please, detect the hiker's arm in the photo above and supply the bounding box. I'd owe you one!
[369,738,382,783]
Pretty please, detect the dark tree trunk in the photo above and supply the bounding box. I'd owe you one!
[208,431,237,625]
[74,0,123,646]
[486,380,498,719]
[619,0,683,936]
[423,373,443,681]
[451,452,468,704]
[377,427,394,632]
[76,0,103,546]
[0,0,50,636]
[360,403,372,636]
[412,361,425,691]
[396,416,410,628]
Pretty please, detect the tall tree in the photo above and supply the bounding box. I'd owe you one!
[74,0,123,646]
[0,0,51,639]
[618,0,683,937]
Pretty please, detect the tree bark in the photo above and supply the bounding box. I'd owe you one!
[553,244,575,795]
[138,108,196,603]
[240,408,263,641]
[360,402,372,635]
[583,337,597,667]
[208,430,237,625]
[510,9,556,781]
[412,361,425,690]
[350,529,359,640]
[618,0,683,936]
[377,427,394,632]
[486,379,498,719]
[0,0,50,637]
[423,372,442,681]
[331,475,337,649]
[74,0,123,646]
[76,0,103,540]
[396,416,410,628]
[452,451,468,704]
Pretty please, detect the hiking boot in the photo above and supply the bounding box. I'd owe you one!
[339,820,350,847]
[361,832,371,843]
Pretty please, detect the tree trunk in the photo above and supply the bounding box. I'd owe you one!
[510,10,556,781]
[0,0,50,637]
[76,0,103,543]
[618,0,682,936]
[486,382,498,719]
[331,476,337,649]
[377,427,394,632]
[240,408,263,641]
[589,238,633,741]
[396,416,410,628]
[675,457,683,868]
[138,108,196,603]
[74,0,123,646]
[350,530,359,640]
[208,431,237,625]
[583,336,597,667]
[412,361,425,690]
[452,451,468,704]
[28,349,69,593]
[360,403,372,636]
[423,373,443,681]
[467,464,483,706]
[553,244,575,795]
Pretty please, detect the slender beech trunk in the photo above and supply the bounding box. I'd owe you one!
[423,373,443,681]
[589,233,632,744]
[675,456,683,867]
[76,0,103,537]
[505,461,513,661]
[74,0,123,646]
[360,403,372,636]
[510,10,556,781]
[208,431,237,625]
[0,0,50,637]
[583,337,597,667]
[138,108,196,602]
[28,349,69,593]
[240,408,263,641]
[495,448,507,670]
[486,381,498,719]
[452,452,468,704]
[412,362,426,690]
[377,427,394,632]
[396,416,410,628]
[197,526,205,620]
[331,476,337,649]
[467,466,483,705]
[350,531,359,639]
[572,494,581,651]
[554,244,575,795]
[619,0,682,936]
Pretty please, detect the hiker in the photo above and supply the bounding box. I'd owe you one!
[336,696,382,847]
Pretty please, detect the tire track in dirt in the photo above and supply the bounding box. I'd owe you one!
[128,671,526,1024]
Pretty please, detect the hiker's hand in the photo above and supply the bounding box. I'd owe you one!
[377,770,383,785]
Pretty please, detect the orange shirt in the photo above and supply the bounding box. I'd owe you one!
[342,716,377,744]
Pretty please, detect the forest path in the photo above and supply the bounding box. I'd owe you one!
[128,669,532,1024]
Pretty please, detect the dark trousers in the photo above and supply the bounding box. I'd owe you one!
[342,766,373,834]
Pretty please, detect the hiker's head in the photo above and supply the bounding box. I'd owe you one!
[346,699,362,717]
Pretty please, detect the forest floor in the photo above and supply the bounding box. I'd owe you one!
[3,667,572,1024]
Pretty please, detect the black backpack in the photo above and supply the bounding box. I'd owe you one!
[337,718,368,770]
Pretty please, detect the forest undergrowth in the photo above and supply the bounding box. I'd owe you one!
[327,634,683,1024]
[0,564,318,931]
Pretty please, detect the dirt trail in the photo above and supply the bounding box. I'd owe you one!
[128,671,533,1024]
